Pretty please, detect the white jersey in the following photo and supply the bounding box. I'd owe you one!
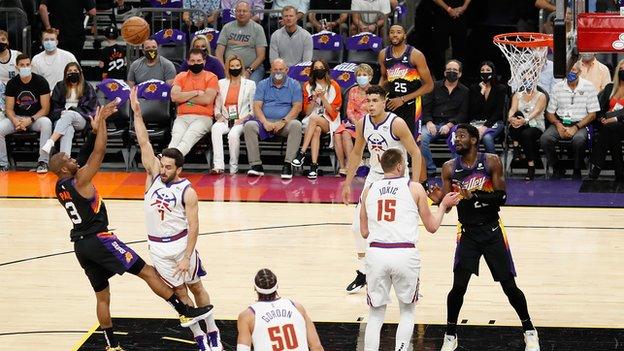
[362,112,407,175]
[144,177,191,240]
[0,49,20,84]
[365,176,419,245]
[250,298,309,351]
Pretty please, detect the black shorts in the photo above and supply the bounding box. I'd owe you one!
[389,98,419,137]
[453,220,517,281]
[74,232,146,292]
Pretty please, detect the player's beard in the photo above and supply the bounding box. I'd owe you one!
[160,173,175,184]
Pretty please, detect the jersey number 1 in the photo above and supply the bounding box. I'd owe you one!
[268,324,299,350]
[377,199,396,222]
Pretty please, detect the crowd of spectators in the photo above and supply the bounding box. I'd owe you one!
[0,0,622,183]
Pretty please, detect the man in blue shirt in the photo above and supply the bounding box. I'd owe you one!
[244,58,303,179]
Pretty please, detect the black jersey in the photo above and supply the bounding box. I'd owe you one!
[451,153,500,225]
[100,44,127,80]
[382,45,422,99]
[55,177,109,241]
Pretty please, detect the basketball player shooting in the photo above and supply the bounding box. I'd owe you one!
[129,87,223,351]
[341,85,424,294]
[236,269,324,351]
[359,148,460,351]
[437,124,540,351]
[49,99,213,351]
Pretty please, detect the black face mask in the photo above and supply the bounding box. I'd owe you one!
[67,72,80,84]
[445,71,459,82]
[189,63,204,74]
[229,68,242,77]
[0,43,7,53]
[145,49,158,60]
[480,72,492,82]
[313,68,326,80]
[618,69,624,81]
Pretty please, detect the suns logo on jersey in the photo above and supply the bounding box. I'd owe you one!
[164,29,174,38]
[146,83,158,93]
[150,188,177,220]
[358,35,370,45]
[367,133,388,152]
[124,252,134,263]
[319,34,330,44]
[106,82,119,91]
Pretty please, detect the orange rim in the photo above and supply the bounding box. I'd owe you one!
[493,32,553,48]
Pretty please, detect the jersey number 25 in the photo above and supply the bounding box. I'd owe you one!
[377,199,396,222]
[268,323,299,350]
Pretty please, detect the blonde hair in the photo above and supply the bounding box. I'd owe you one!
[355,63,373,77]
[611,59,624,98]
[225,54,244,79]
[191,35,211,56]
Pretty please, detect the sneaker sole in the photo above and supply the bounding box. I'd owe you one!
[346,285,364,294]
[281,174,293,179]
[247,171,264,176]
[180,308,214,327]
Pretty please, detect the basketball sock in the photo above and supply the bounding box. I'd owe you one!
[364,304,386,351]
[166,294,187,315]
[357,255,367,275]
[204,313,219,333]
[521,319,535,331]
[395,302,416,351]
[188,321,205,338]
[102,327,118,348]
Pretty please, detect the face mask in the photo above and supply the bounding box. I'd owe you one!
[356,75,370,87]
[67,72,80,83]
[445,71,459,82]
[43,40,57,52]
[619,70,624,81]
[229,68,242,77]
[0,43,7,53]
[19,67,31,78]
[145,49,158,60]
[567,71,578,82]
[189,63,204,74]
[580,53,594,62]
[272,72,285,82]
[480,72,492,82]
[312,68,326,80]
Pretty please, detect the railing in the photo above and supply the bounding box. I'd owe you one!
[0,7,31,57]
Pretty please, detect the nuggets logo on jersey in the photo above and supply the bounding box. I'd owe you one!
[367,133,389,152]
[150,188,178,220]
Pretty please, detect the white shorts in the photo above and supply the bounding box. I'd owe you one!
[365,247,421,307]
[149,244,206,287]
[351,170,385,234]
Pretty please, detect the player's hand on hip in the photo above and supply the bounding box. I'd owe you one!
[341,183,352,205]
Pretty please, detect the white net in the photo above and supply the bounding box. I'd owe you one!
[494,33,551,93]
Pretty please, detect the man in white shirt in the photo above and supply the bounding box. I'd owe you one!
[31,28,78,90]
[351,0,391,35]
[540,62,600,180]
[0,30,22,84]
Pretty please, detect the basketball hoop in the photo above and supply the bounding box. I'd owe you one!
[493,32,553,93]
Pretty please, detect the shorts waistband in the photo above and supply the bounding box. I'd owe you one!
[148,230,188,243]
[369,242,415,249]
[71,231,107,242]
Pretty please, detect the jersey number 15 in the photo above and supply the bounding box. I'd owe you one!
[377,199,396,222]
[268,323,299,350]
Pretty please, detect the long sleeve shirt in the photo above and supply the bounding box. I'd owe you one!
[421,79,469,125]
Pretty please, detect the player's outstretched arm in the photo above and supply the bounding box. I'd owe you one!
[412,181,460,233]
[359,186,371,239]
[236,309,254,351]
[341,118,367,205]
[294,302,324,351]
[392,117,424,182]
[75,100,118,188]
[130,87,160,177]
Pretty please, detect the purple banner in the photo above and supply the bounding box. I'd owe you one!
[137,79,171,101]
[153,28,186,45]
[97,79,131,104]
[311,31,343,51]
[331,62,357,89]
[288,61,312,83]
[346,32,383,52]
[194,28,220,51]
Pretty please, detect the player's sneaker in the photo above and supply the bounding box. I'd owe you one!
[195,334,210,351]
[207,330,223,351]
[440,334,457,351]
[179,304,214,327]
[105,346,125,351]
[524,330,540,351]
[345,270,366,294]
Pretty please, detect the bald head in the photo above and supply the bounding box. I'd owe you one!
[49,152,68,175]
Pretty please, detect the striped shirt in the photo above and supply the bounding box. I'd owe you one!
[546,77,600,122]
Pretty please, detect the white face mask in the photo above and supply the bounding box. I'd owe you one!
[19,67,31,77]
[356,75,370,87]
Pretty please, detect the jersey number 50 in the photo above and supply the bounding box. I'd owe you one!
[377,199,396,222]
[268,324,299,350]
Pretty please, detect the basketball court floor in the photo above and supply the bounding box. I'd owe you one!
[0,171,623,350]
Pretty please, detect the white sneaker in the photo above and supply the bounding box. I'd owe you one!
[207,330,223,351]
[524,330,540,351]
[440,334,458,351]
[41,139,54,154]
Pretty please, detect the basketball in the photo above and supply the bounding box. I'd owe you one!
[121,16,150,46]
